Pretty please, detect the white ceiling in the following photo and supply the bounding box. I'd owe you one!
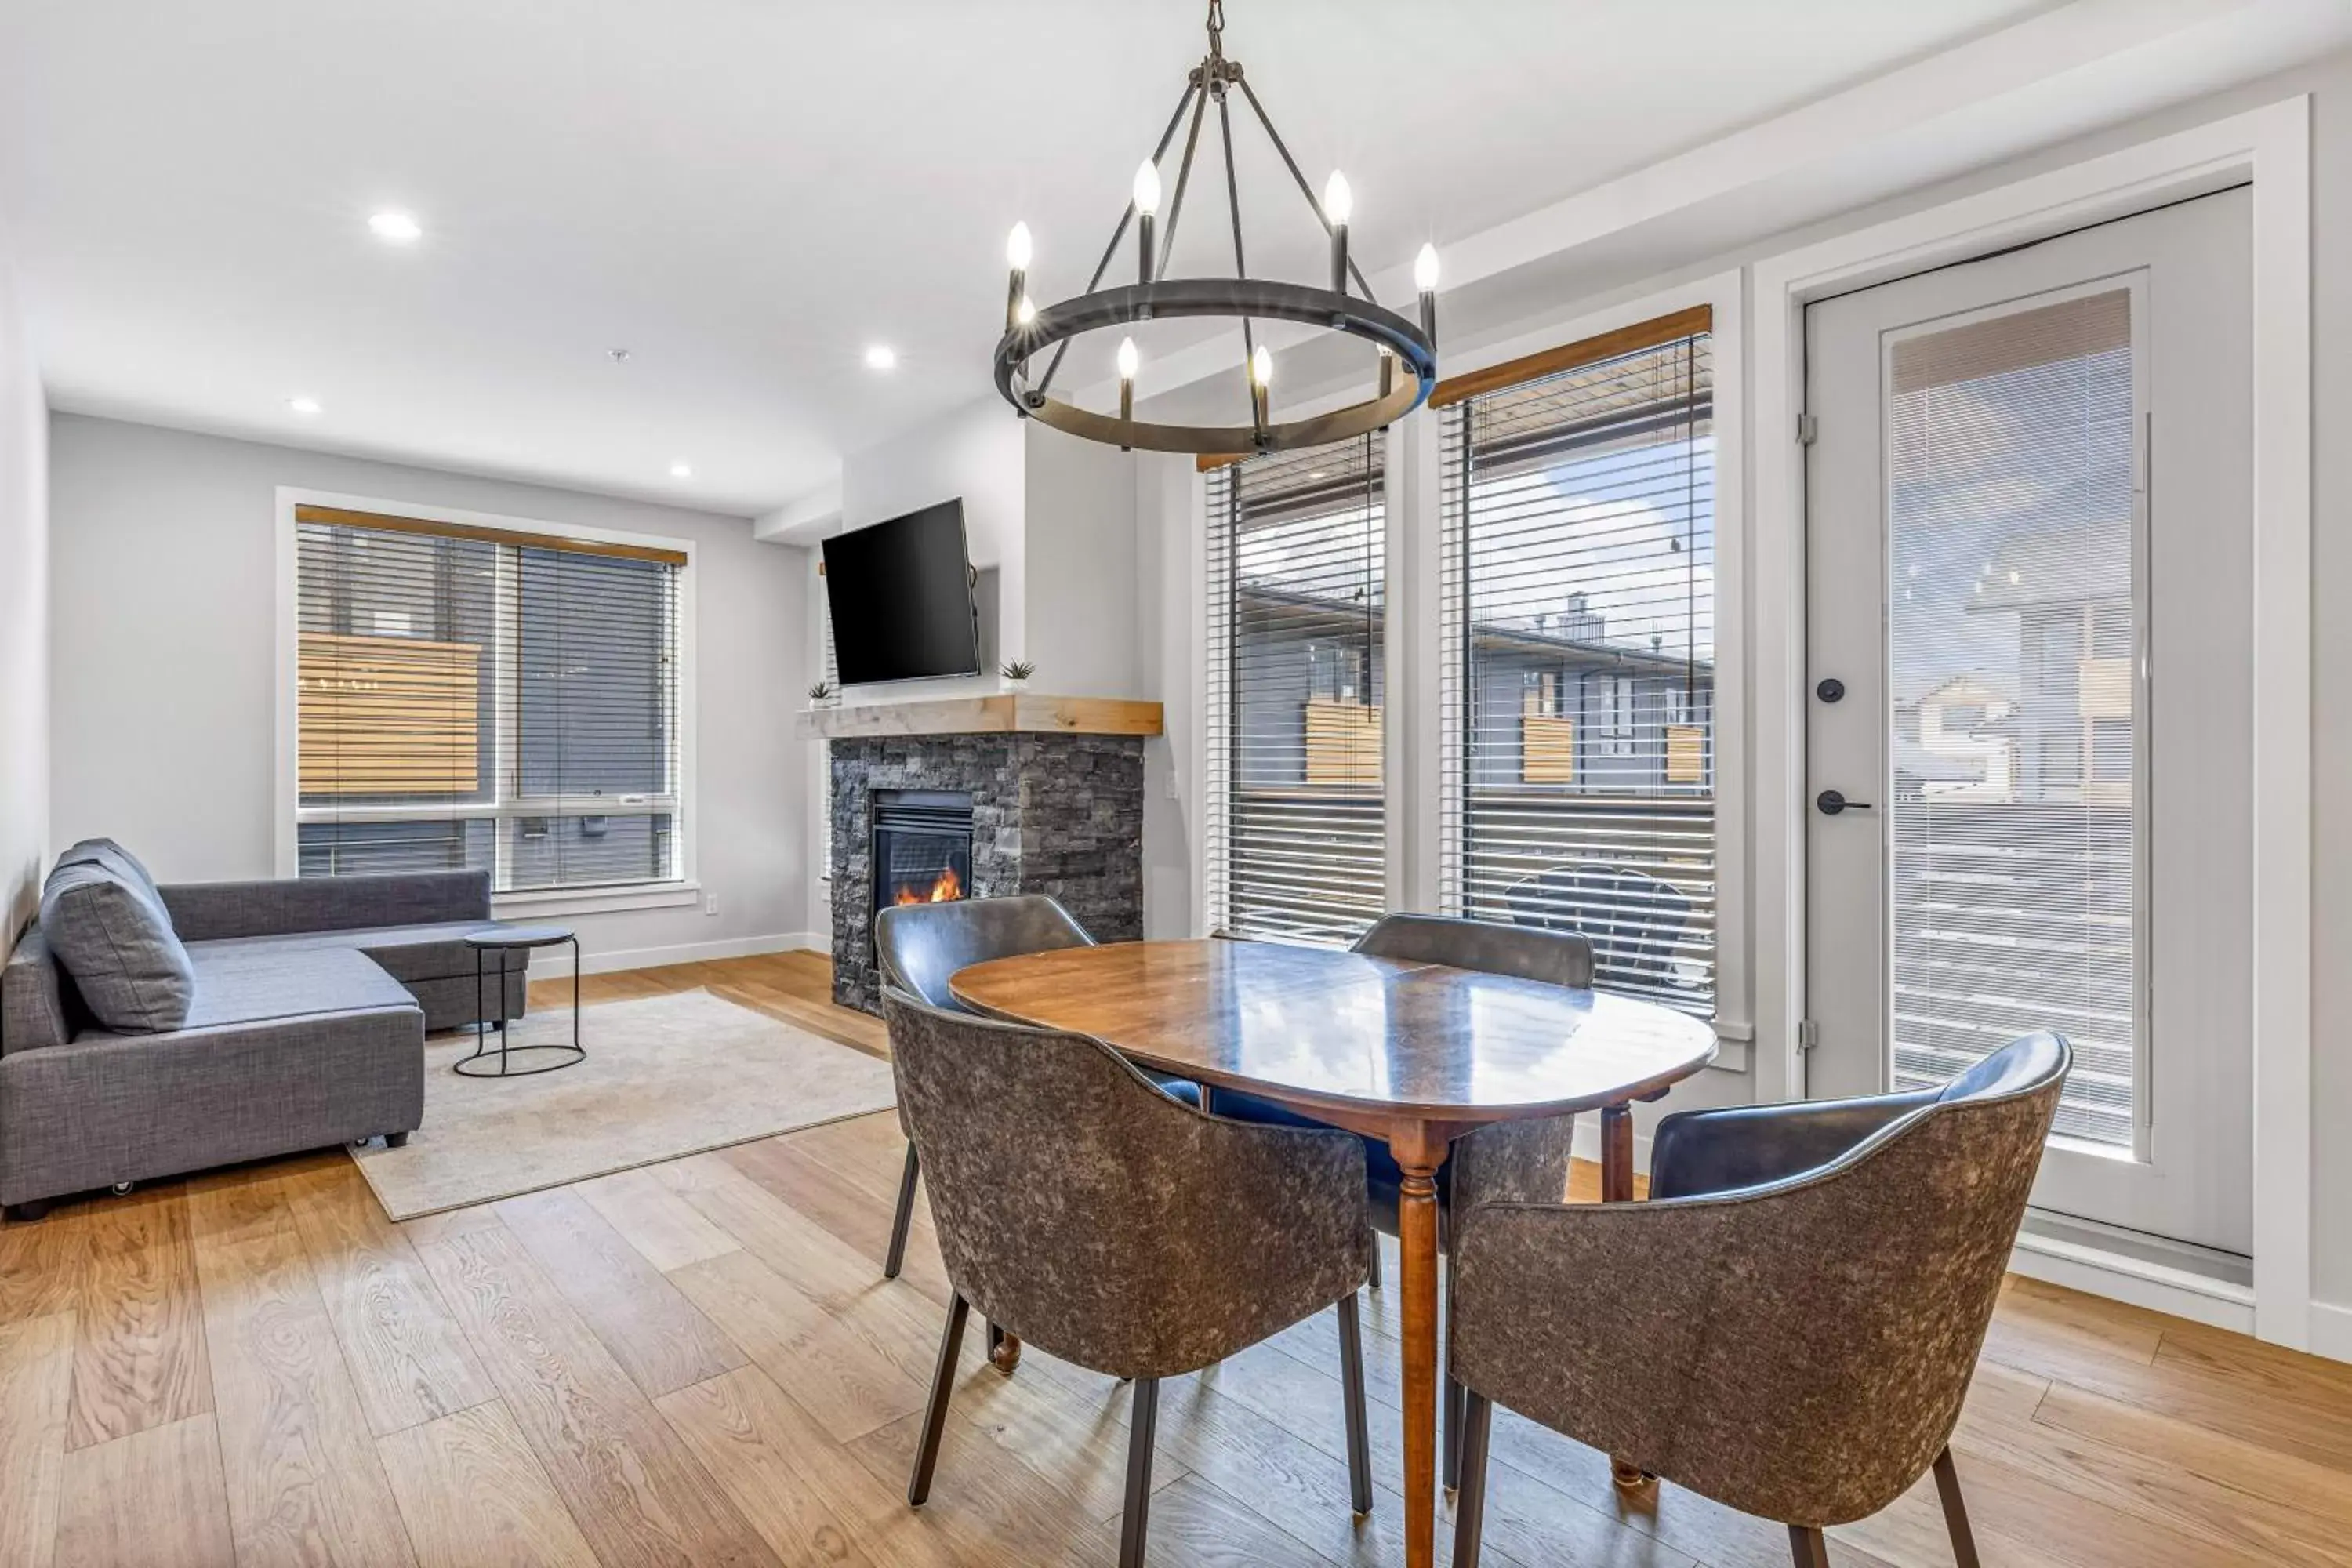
[0,0,2258,517]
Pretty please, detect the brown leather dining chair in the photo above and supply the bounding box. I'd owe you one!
[1446,1032,2071,1568]
[1210,911,1595,1486]
[872,895,1200,1283]
[883,984,1374,1568]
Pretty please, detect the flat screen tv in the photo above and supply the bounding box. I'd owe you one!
[822,499,982,685]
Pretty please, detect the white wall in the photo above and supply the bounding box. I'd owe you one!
[46,414,813,967]
[1021,420,1139,699]
[0,265,46,953]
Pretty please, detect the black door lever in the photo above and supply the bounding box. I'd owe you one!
[1816,789,1874,816]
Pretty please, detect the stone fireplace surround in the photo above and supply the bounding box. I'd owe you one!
[827,731,1145,1014]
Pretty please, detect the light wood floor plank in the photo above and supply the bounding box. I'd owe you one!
[414,1220,780,1568]
[720,1139,956,1308]
[0,1312,74,1568]
[1091,1473,1335,1568]
[572,1169,741,1276]
[375,1399,601,1568]
[187,1188,416,1568]
[281,1168,495,1438]
[65,1191,212,1451]
[53,1414,236,1568]
[492,1189,746,1399]
[844,1405,1109,1568]
[655,1367,898,1568]
[0,1221,80,1328]
[666,1250,926,1446]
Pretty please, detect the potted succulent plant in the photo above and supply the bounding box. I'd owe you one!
[807,679,839,710]
[1000,659,1036,693]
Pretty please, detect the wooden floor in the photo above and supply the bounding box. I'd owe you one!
[3,949,2349,1567]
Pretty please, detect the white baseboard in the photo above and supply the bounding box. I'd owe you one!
[2006,1229,2256,1335]
[2310,1300,2352,1365]
[528,931,823,978]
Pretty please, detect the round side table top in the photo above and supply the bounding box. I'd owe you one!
[462,924,576,949]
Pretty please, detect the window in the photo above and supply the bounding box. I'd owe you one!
[295,504,684,895]
[1882,286,2136,1145]
[1439,314,1716,1009]
[1205,437,1385,946]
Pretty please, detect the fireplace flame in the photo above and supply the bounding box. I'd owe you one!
[895,865,964,906]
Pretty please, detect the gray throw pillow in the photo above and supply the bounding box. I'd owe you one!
[56,837,165,906]
[38,858,196,1033]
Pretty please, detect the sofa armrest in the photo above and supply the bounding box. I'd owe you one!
[159,870,492,940]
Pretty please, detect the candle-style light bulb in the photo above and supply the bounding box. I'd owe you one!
[1322,171,1353,227]
[1117,336,1140,382]
[1015,295,1036,326]
[1004,222,1033,332]
[1414,243,1441,292]
[1250,343,1272,433]
[1250,344,1272,387]
[1414,243,1441,348]
[1134,160,1162,289]
[1323,170,1352,294]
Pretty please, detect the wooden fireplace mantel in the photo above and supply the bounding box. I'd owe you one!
[797,694,1164,740]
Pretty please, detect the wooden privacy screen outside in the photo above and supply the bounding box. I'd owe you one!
[298,632,481,797]
[1521,717,1576,784]
[1665,724,1706,785]
[1303,700,1382,786]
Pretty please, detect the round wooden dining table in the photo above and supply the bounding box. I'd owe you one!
[949,936,1719,1568]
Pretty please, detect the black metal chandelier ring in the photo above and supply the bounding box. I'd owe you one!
[994,278,1436,456]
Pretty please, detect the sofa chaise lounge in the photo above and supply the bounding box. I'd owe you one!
[0,861,528,1220]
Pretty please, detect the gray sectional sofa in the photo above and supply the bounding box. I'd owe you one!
[0,855,529,1220]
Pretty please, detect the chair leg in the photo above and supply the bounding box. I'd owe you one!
[1443,1372,1466,1490]
[1787,1525,1831,1568]
[1367,1238,1382,1289]
[1335,1292,1372,1515]
[1443,1243,1463,1489]
[884,1143,920,1281]
[1933,1446,1981,1568]
[906,1293,969,1506]
[1118,1377,1160,1568]
[1452,1388,1494,1568]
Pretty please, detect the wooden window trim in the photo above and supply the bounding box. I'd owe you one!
[294,503,689,567]
[1429,303,1713,408]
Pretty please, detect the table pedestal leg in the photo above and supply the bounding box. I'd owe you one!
[1601,1102,1653,1491]
[1394,1149,1443,1568]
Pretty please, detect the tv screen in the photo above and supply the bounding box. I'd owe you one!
[822,500,982,685]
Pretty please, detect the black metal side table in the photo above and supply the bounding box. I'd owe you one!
[454,925,584,1078]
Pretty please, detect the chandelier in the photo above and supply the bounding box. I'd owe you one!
[993,0,1439,456]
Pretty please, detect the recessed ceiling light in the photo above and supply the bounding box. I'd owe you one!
[864,344,897,371]
[368,210,422,243]
[287,395,322,415]
[669,461,694,479]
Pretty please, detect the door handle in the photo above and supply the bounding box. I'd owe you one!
[1816,789,1874,816]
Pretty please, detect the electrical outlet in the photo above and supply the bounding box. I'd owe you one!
[703,894,720,916]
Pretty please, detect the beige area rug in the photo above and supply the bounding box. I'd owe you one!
[350,987,897,1220]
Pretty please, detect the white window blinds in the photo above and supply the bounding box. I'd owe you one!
[1205,437,1386,946]
[295,505,684,895]
[1439,317,1716,1009]
[1885,288,2138,1148]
